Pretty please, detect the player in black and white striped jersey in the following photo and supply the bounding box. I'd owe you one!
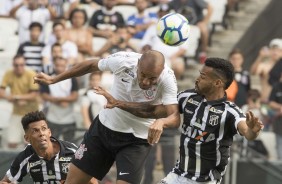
[159,58,264,184]
[0,111,97,184]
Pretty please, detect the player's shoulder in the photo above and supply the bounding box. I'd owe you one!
[58,139,78,153]
[178,89,197,96]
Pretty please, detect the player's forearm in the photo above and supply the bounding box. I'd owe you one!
[52,60,98,84]
[14,91,38,101]
[244,128,260,141]
[161,112,180,128]
[115,100,167,119]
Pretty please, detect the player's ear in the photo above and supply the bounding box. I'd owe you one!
[24,134,30,143]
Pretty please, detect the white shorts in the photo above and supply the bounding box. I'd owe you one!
[6,114,24,144]
[159,172,218,184]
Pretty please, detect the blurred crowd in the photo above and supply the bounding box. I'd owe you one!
[0,0,282,183]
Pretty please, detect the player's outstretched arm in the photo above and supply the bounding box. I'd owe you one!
[94,86,167,118]
[238,111,264,140]
[34,58,100,85]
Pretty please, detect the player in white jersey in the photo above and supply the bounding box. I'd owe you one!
[34,50,180,184]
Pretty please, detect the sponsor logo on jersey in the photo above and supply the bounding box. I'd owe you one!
[209,107,223,114]
[184,108,193,114]
[187,98,200,106]
[75,144,87,160]
[59,157,72,162]
[29,160,42,168]
[182,126,215,142]
[124,69,135,78]
[30,168,40,173]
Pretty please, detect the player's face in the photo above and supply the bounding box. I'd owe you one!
[137,59,163,90]
[103,0,117,9]
[195,66,217,95]
[25,120,52,151]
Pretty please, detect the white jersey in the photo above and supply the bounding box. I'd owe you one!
[97,51,178,139]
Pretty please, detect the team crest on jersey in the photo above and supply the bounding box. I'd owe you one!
[144,89,155,99]
[209,115,219,126]
[75,144,87,160]
[62,163,70,174]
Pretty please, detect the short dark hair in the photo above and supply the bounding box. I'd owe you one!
[29,22,43,31]
[13,54,24,62]
[51,42,62,51]
[21,111,47,131]
[69,8,88,25]
[52,21,65,30]
[205,58,234,89]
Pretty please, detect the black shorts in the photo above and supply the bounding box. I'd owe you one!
[72,116,151,183]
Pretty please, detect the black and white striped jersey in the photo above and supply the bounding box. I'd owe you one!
[6,137,77,184]
[173,89,246,182]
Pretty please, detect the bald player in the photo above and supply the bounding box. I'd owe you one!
[34,50,180,184]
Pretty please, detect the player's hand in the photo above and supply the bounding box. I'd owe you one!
[94,86,117,109]
[34,72,54,85]
[246,111,264,133]
[147,119,164,145]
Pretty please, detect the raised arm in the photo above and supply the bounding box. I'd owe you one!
[237,111,264,140]
[34,58,100,85]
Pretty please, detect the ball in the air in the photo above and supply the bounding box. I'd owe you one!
[157,13,190,46]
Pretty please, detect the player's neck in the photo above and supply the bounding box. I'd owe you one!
[38,141,60,160]
[204,90,225,102]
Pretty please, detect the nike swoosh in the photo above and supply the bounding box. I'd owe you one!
[121,78,129,83]
[119,172,130,175]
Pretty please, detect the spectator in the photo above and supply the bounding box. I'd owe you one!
[268,74,282,160]
[88,0,125,38]
[67,8,95,60]
[268,39,282,87]
[48,0,79,19]
[141,4,186,79]
[0,55,39,149]
[229,48,250,107]
[127,0,158,39]
[43,42,63,75]
[169,0,212,63]
[17,22,45,73]
[96,25,136,57]
[40,57,79,142]
[9,0,56,43]
[42,22,78,66]
[81,72,106,128]
[0,0,14,17]
[250,38,282,102]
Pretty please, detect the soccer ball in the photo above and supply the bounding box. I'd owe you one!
[157,13,190,46]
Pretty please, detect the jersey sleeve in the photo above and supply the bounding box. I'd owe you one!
[6,146,34,182]
[1,71,10,88]
[226,102,246,135]
[161,69,178,105]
